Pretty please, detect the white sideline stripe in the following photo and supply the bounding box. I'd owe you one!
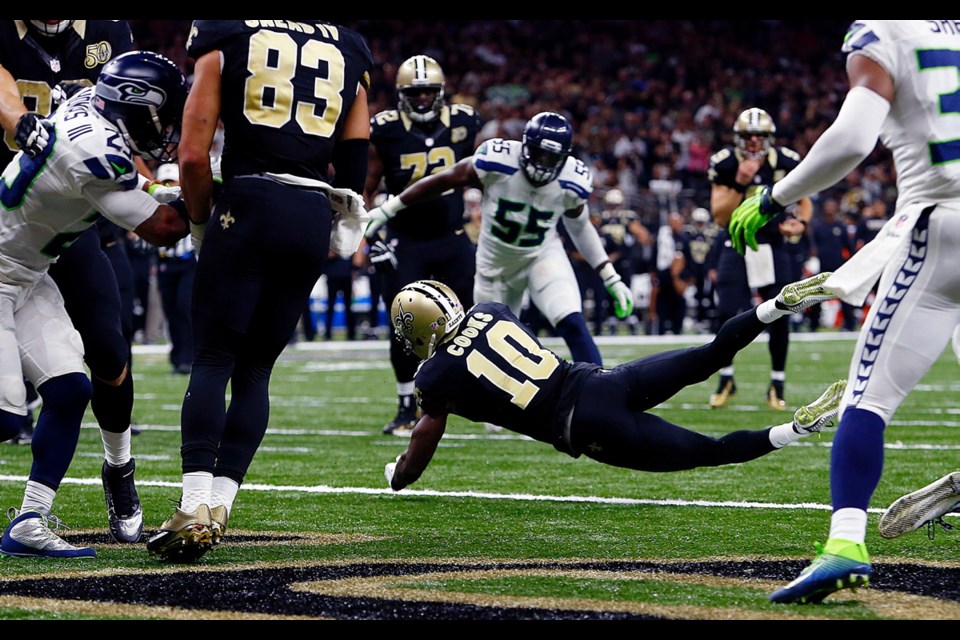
[132,331,860,357]
[0,473,883,514]
[78,423,960,449]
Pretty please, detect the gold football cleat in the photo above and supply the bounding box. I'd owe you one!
[709,378,736,409]
[145,504,213,562]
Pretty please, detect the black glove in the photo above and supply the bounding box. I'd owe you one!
[14,113,53,158]
[369,240,398,273]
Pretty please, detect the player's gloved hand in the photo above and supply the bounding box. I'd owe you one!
[384,454,403,491]
[599,262,634,319]
[364,195,406,238]
[50,82,85,110]
[14,113,53,158]
[728,186,786,255]
[369,239,398,273]
[147,182,182,204]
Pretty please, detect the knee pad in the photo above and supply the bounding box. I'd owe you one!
[0,375,27,414]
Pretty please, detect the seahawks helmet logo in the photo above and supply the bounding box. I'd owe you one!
[97,79,166,108]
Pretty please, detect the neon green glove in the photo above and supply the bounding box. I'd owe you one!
[728,186,786,255]
[599,263,634,320]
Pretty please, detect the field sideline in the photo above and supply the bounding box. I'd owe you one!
[0,332,957,620]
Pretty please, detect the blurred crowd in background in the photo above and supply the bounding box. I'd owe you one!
[128,19,892,343]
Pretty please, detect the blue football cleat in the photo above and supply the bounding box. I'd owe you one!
[770,538,871,604]
[0,508,96,558]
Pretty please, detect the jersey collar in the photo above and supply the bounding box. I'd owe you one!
[399,105,452,132]
[15,20,86,40]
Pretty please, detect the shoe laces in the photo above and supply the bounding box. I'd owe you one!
[6,507,72,536]
[925,517,956,540]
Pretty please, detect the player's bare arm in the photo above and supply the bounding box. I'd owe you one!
[389,412,447,490]
[710,183,745,228]
[179,50,221,226]
[399,157,481,206]
[131,204,190,248]
[0,64,27,132]
[847,52,895,101]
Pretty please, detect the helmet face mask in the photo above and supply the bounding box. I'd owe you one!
[520,111,573,187]
[733,107,776,160]
[391,280,464,360]
[94,51,187,162]
[396,55,445,123]
[27,20,75,37]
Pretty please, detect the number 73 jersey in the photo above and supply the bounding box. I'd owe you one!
[414,301,598,450]
[186,20,372,182]
[472,138,592,267]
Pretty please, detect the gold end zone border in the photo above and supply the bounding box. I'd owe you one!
[0,554,957,620]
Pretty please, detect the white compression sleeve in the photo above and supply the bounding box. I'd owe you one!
[772,86,890,206]
[562,211,609,269]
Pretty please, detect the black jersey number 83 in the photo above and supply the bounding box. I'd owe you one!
[243,30,347,139]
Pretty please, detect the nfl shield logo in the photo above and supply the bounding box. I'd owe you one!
[50,58,61,73]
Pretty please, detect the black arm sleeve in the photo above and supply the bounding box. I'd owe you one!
[332,138,370,194]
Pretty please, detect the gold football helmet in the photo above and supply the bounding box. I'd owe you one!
[391,280,464,360]
[396,55,445,123]
[733,107,776,160]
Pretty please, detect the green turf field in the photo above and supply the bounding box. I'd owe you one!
[0,332,957,620]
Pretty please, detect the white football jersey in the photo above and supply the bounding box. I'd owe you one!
[0,88,159,286]
[844,21,960,206]
[471,138,592,273]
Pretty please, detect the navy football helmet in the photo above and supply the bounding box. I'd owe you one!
[520,111,573,186]
[94,50,187,162]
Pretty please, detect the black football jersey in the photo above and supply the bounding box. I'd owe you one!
[187,20,373,182]
[415,302,596,447]
[371,104,480,238]
[707,145,803,246]
[0,20,133,164]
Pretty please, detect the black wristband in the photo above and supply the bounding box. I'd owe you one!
[332,138,369,195]
[732,182,747,194]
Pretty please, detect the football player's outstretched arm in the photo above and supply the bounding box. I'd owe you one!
[365,157,482,238]
[771,54,893,208]
[563,205,635,319]
[386,412,447,491]
[179,50,221,227]
[729,54,893,254]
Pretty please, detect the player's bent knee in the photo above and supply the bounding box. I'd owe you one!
[94,363,129,387]
[38,372,93,414]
